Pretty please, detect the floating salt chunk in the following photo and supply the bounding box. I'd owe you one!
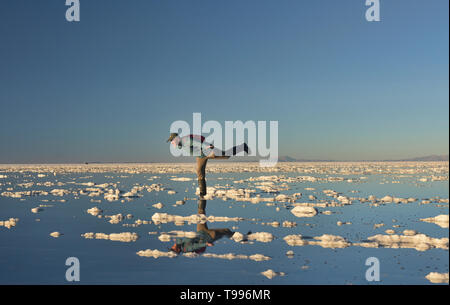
[275,194,290,202]
[104,189,121,202]
[282,221,296,228]
[0,175,7,178]
[385,229,395,235]
[137,249,178,258]
[290,206,317,218]
[249,254,271,262]
[261,221,280,227]
[0,218,19,229]
[425,272,449,284]
[373,223,385,229]
[368,195,377,201]
[82,232,138,242]
[87,207,102,216]
[201,253,271,261]
[175,200,185,205]
[310,234,351,248]
[31,207,43,213]
[167,190,176,195]
[50,232,61,238]
[286,250,294,257]
[151,212,242,225]
[106,214,124,224]
[403,229,417,236]
[170,177,192,181]
[50,189,69,196]
[380,195,393,203]
[308,195,317,200]
[152,202,164,209]
[231,232,244,242]
[158,234,171,242]
[261,269,285,279]
[420,215,449,228]
[284,234,351,248]
[363,232,448,251]
[248,232,273,243]
[322,210,332,215]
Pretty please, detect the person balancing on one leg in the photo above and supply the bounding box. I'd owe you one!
[167,133,250,197]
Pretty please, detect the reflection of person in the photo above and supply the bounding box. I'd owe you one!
[167,133,249,196]
[170,198,233,254]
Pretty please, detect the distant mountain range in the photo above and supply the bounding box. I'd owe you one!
[278,155,449,162]
[389,155,449,162]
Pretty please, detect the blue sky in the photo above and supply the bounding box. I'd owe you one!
[0,0,448,163]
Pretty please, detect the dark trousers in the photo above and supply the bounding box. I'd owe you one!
[196,157,208,196]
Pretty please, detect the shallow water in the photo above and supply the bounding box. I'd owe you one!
[0,162,448,284]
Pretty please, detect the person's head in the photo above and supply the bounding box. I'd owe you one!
[166,133,180,148]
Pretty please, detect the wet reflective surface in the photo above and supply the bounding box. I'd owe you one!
[0,163,448,284]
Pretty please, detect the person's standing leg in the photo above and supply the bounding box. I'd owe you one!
[196,156,208,196]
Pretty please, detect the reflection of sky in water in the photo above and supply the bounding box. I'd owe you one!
[0,169,448,284]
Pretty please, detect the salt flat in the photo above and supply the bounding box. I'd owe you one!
[0,162,448,284]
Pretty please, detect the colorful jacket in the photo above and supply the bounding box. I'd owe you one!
[178,134,210,157]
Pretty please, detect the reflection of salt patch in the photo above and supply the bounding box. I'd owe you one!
[261,269,285,279]
[284,234,351,248]
[425,272,449,284]
[290,206,317,218]
[137,249,177,258]
[0,218,19,229]
[82,232,138,242]
[420,215,449,228]
[87,207,102,216]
